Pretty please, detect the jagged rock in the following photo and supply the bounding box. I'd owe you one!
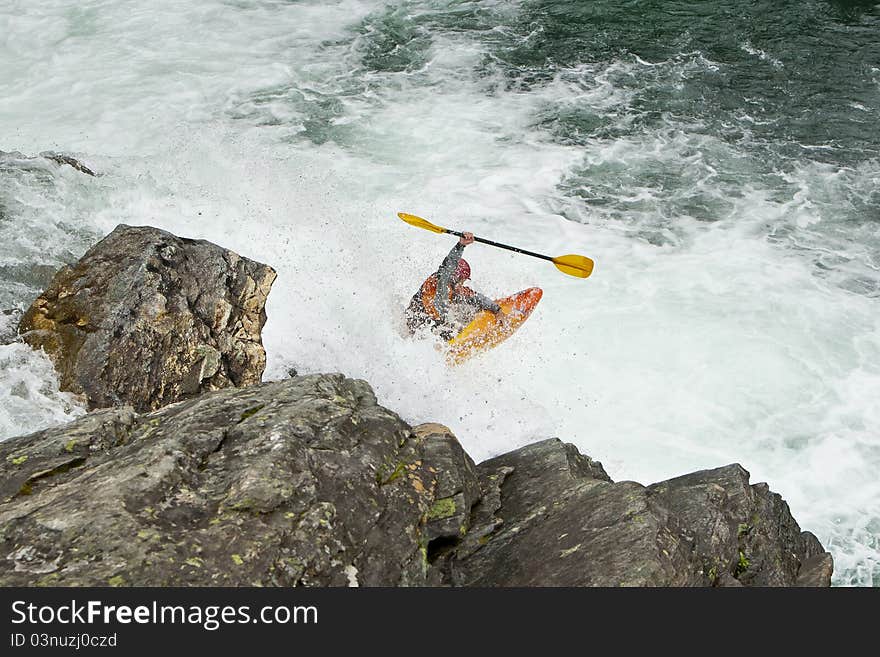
[0,374,453,586]
[409,423,481,585]
[18,224,276,412]
[0,376,832,587]
[413,423,481,546]
[648,466,833,586]
[445,439,704,586]
[40,153,96,177]
[0,150,95,176]
[795,553,834,586]
[441,440,832,587]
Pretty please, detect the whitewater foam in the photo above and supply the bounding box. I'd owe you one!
[0,344,84,441]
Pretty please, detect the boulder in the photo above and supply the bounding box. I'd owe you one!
[409,423,482,584]
[444,439,705,586]
[0,374,454,586]
[18,224,276,411]
[440,440,833,587]
[647,466,832,586]
[0,375,832,587]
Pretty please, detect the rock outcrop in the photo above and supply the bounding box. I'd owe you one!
[0,150,95,176]
[647,466,832,586]
[0,375,832,587]
[18,225,276,412]
[0,375,463,586]
[438,439,830,586]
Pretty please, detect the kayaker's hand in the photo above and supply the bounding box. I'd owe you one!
[459,232,475,246]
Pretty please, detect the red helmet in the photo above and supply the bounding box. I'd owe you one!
[454,258,471,281]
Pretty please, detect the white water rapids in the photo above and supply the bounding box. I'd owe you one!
[1,0,878,585]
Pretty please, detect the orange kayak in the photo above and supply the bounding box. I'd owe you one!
[446,287,543,365]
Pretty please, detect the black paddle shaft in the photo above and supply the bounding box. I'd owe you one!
[445,229,555,263]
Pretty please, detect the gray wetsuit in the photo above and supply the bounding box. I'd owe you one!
[405,243,500,338]
[434,243,500,320]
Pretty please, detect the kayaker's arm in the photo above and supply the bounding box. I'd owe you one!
[434,242,466,320]
[466,291,501,314]
[466,292,508,332]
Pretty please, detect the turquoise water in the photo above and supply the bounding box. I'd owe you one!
[1,0,878,585]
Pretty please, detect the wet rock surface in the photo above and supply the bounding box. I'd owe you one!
[0,375,447,586]
[647,465,831,586]
[439,440,831,586]
[18,224,276,412]
[0,377,832,587]
[442,439,703,586]
[0,149,96,176]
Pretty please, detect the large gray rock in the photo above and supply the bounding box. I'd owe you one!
[444,439,705,586]
[18,224,276,411]
[0,374,460,586]
[647,466,832,586]
[409,423,482,585]
[413,423,481,546]
[440,440,832,587]
[0,376,832,587]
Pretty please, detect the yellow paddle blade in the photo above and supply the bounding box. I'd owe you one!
[398,212,448,234]
[552,254,594,278]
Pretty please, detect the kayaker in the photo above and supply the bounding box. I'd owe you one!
[406,231,507,340]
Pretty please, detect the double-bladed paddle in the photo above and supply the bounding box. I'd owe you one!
[397,212,594,279]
